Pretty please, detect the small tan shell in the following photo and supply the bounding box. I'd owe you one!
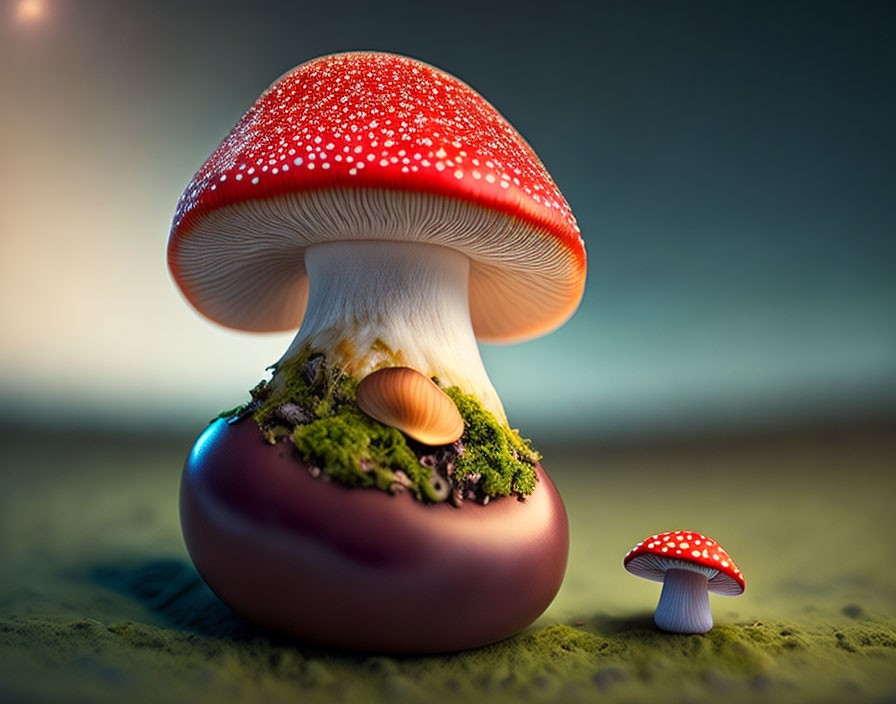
[356,367,464,446]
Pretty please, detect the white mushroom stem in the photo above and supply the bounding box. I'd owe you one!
[654,568,713,634]
[278,240,507,423]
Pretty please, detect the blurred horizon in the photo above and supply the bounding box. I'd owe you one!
[1,0,894,441]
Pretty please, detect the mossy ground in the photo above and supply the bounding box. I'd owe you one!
[1,421,895,703]
[3,609,895,704]
[229,349,538,503]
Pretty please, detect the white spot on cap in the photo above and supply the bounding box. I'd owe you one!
[293,157,303,166]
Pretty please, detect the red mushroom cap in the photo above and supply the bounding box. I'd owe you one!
[168,51,586,342]
[623,530,745,596]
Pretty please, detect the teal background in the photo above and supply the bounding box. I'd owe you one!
[0,0,894,437]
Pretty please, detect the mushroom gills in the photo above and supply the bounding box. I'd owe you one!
[356,367,464,446]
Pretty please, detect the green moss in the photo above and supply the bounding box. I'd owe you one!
[292,411,427,497]
[444,386,539,498]
[222,347,539,503]
[210,404,246,423]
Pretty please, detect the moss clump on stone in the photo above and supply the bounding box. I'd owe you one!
[445,386,539,498]
[291,411,432,499]
[221,346,539,504]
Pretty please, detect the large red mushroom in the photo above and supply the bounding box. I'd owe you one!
[169,52,586,652]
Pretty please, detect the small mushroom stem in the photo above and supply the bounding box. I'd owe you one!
[654,568,713,634]
[279,240,506,423]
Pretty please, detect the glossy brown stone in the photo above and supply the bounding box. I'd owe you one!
[180,419,569,653]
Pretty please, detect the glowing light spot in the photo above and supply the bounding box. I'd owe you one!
[15,0,45,23]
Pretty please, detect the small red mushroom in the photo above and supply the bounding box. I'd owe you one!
[624,530,745,633]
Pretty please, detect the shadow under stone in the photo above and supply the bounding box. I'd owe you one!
[89,559,255,640]
[580,612,657,635]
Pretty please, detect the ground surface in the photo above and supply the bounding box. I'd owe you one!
[1,420,895,703]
